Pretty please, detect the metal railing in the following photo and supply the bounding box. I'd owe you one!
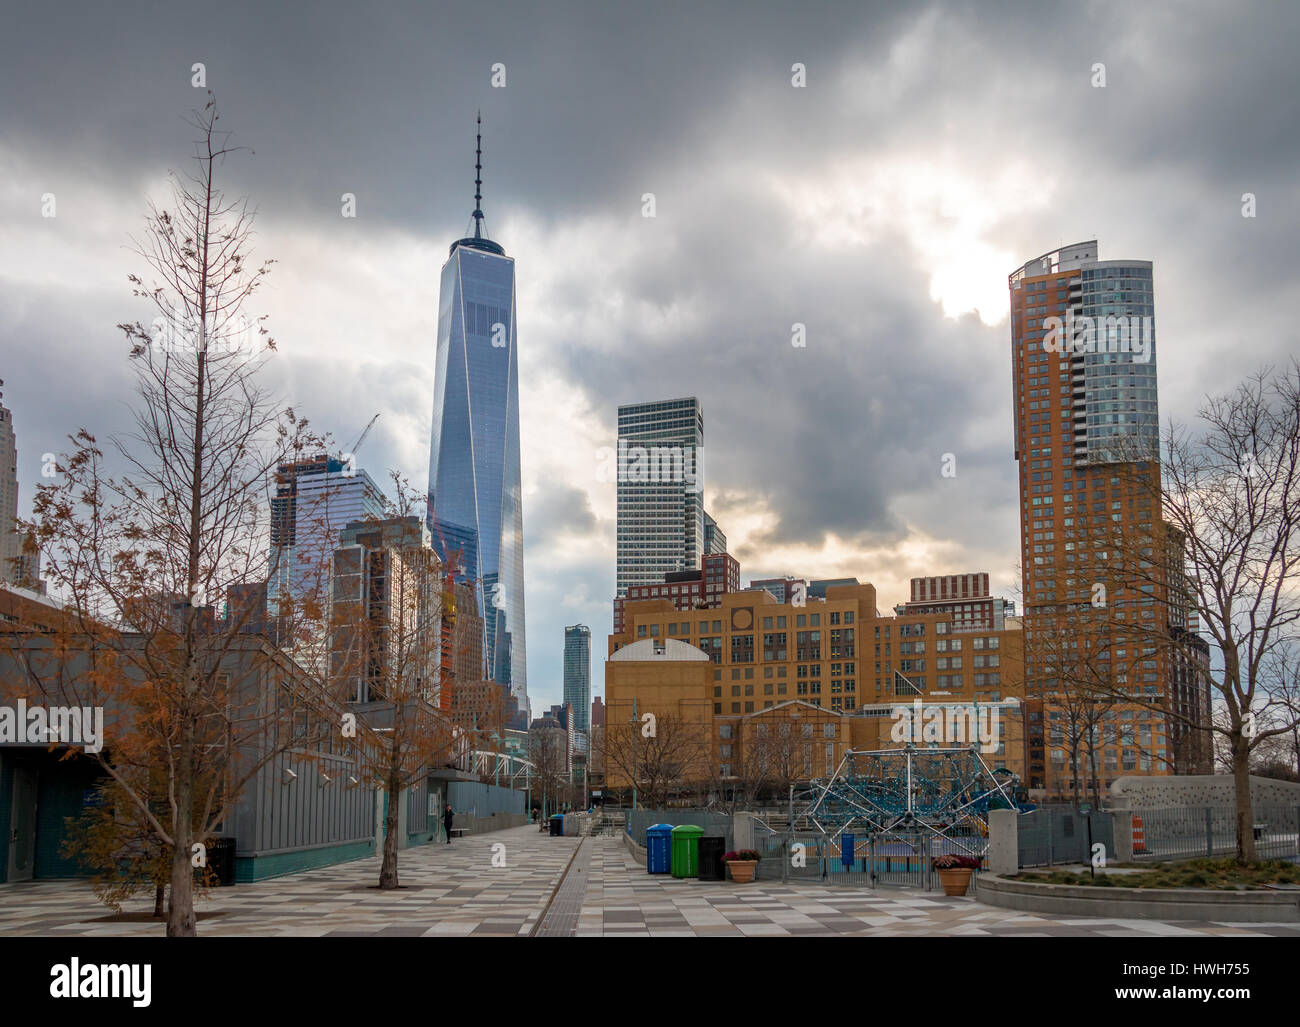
[751,820,985,890]
[1017,806,1115,868]
[1130,804,1300,862]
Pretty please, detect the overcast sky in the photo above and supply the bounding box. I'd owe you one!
[2,1,1297,717]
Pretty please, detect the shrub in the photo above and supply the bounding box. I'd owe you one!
[932,854,982,870]
[721,849,762,863]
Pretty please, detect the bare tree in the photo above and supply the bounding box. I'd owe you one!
[527,723,569,815]
[704,722,773,813]
[17,96,328,935]
[324,476,460,889]
[602,712,709,809]
[1021,608,1123,808]
[1091,364,1300,861]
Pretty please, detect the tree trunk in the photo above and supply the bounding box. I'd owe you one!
[379,767,401,889]
[1232,729,1256,864]
[153,884,166,918]
[167,833,196,936]
[168,704,197,936]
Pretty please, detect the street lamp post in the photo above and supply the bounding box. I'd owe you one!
[629,697,639,812]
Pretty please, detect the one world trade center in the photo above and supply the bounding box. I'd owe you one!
[427,115,527,719]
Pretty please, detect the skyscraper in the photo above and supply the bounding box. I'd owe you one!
[1009,241,1158,611]
[563,624,592,733]
[0,386,20,585]
[269,454,387,628]
[427,116,527,718]
[1009,240,1193,795]
[616,397,707,597]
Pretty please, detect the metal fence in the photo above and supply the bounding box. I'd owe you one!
[830,832,931,888]
[1017,806,1115,868]
[1130,804,1300,862]
[751,824,825,883]
[750,821,985,890]
[625,809,734,850]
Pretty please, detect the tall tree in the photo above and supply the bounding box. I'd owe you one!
[23,96,321,935]
[1094,364,1300,861]
[325,476,460,889]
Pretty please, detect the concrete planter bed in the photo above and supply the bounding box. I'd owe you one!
[977,873,1300,922]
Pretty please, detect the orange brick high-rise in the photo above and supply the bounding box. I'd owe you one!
[1009,241,1209,799]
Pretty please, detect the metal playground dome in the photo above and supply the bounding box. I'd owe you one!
[803,743,1021,846]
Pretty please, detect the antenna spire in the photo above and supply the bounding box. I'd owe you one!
[473,110,484,239]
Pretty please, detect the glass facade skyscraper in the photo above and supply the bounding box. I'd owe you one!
[427,119,527,716]
[563,624,591,733]
[615,397,706,597]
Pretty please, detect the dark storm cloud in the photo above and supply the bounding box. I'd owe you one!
[2,0,1298,711]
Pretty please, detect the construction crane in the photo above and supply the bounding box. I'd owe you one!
[345,413,380,459]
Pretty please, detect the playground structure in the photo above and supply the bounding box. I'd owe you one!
[801,743,1023,860]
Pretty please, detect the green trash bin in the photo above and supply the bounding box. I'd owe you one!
[670,825,705,878]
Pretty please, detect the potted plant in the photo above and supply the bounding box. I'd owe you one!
[932,853,982,895]
[721,849,761,883]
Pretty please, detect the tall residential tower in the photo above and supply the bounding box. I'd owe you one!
[1010,240,1207,795]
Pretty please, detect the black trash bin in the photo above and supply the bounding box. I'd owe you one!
[202,837,236,886]
[697,836,726,881]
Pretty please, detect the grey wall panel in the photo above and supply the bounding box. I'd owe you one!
[449,781,526,816]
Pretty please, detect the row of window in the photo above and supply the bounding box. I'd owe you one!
[714,698,856,714]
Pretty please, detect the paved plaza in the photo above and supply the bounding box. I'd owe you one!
[2,825,1298,937]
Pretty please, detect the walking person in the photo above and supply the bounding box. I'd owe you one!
[443,802,455,843]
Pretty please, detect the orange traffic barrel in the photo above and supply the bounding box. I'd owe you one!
[1131,814,1146,854]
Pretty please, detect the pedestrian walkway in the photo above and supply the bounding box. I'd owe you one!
[568,836,1300,938]
[2,828,1298,938]
[0,825,577,937]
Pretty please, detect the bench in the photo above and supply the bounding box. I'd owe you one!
[449,827,469,838]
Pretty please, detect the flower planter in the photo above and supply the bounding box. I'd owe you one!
[937,867,974,896]
[726,860,758,883]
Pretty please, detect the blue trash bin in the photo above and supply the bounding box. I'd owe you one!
[646,823,673,874]
[550,814,564,837]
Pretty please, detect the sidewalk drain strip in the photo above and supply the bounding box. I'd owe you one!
[531,837,588,938]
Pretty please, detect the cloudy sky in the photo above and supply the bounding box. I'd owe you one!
[2,1,1297,716]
